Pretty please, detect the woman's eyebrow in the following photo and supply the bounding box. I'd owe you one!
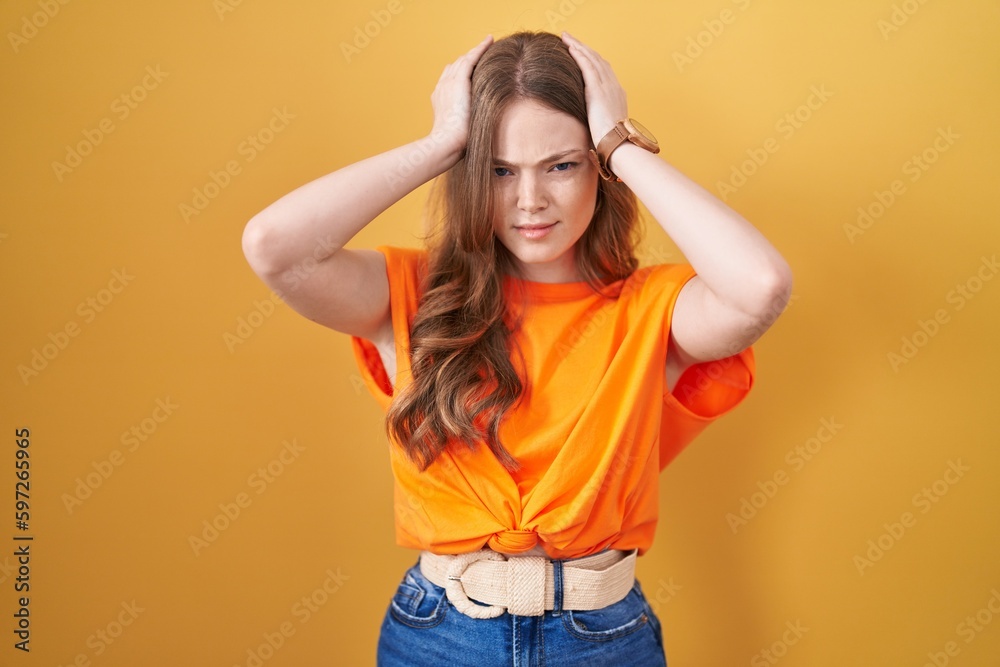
[492,149,586,168]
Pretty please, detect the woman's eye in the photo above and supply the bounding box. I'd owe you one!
[493,167,512,177]
[552,162,574,172]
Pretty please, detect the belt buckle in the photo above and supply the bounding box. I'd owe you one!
[444,549,507,619]
[444,550,550,619]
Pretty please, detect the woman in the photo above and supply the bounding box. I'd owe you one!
[242,30,792,666]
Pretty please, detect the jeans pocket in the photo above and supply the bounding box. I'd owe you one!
[562,581,652,641]
[388,563,449,628]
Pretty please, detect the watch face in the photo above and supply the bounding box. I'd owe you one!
[628,118,657,145]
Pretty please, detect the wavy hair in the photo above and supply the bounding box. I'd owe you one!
[385,31,641,471]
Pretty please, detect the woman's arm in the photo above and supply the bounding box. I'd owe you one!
[241,35,493,341]
[562,32,793,368]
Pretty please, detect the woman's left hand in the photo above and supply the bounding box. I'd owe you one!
[560,32,629,148]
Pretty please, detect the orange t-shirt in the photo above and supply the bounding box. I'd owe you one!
[351,245,756,560]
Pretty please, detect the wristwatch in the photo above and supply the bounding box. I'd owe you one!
[590,118,660,182]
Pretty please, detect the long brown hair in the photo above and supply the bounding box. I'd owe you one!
[386,31,641,471]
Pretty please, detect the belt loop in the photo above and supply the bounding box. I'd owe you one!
[551,558,564,616]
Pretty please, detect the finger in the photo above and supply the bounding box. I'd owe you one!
[473,34,494,51]
[565,42,603,85]
[563,32,617,81]
[561,33,605,84]
[561,32,598,62]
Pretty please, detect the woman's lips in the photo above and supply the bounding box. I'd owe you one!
[515,222,557,239]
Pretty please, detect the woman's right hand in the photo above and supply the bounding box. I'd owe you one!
[427,35,494,164]
[243,39,496,347]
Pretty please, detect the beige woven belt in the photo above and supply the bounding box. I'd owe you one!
[419,547,638,619]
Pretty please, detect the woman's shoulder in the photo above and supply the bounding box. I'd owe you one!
[621,261,696,298]
[373,245,429,278]
[375,244,427,263]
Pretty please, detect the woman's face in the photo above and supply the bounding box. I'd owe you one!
[490,98,599,283]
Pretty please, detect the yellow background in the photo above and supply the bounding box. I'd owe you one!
[3,0,999,664]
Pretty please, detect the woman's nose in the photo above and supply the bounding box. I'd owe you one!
[516,174,547,213]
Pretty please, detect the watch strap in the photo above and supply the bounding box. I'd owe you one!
[593,122,630,182]
[592,119,660,182]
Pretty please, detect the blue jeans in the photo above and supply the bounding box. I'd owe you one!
[376,556,668,666]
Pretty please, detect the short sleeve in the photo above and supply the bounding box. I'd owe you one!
[349,245,426,411]
[653,262,757,470]
[659,346,756,470]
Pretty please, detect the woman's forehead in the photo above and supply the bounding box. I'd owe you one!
[493,99,589,163]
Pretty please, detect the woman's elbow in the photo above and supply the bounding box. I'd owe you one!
[755,260,794,325]
[767,258,794,301]
[241,215,276,278]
